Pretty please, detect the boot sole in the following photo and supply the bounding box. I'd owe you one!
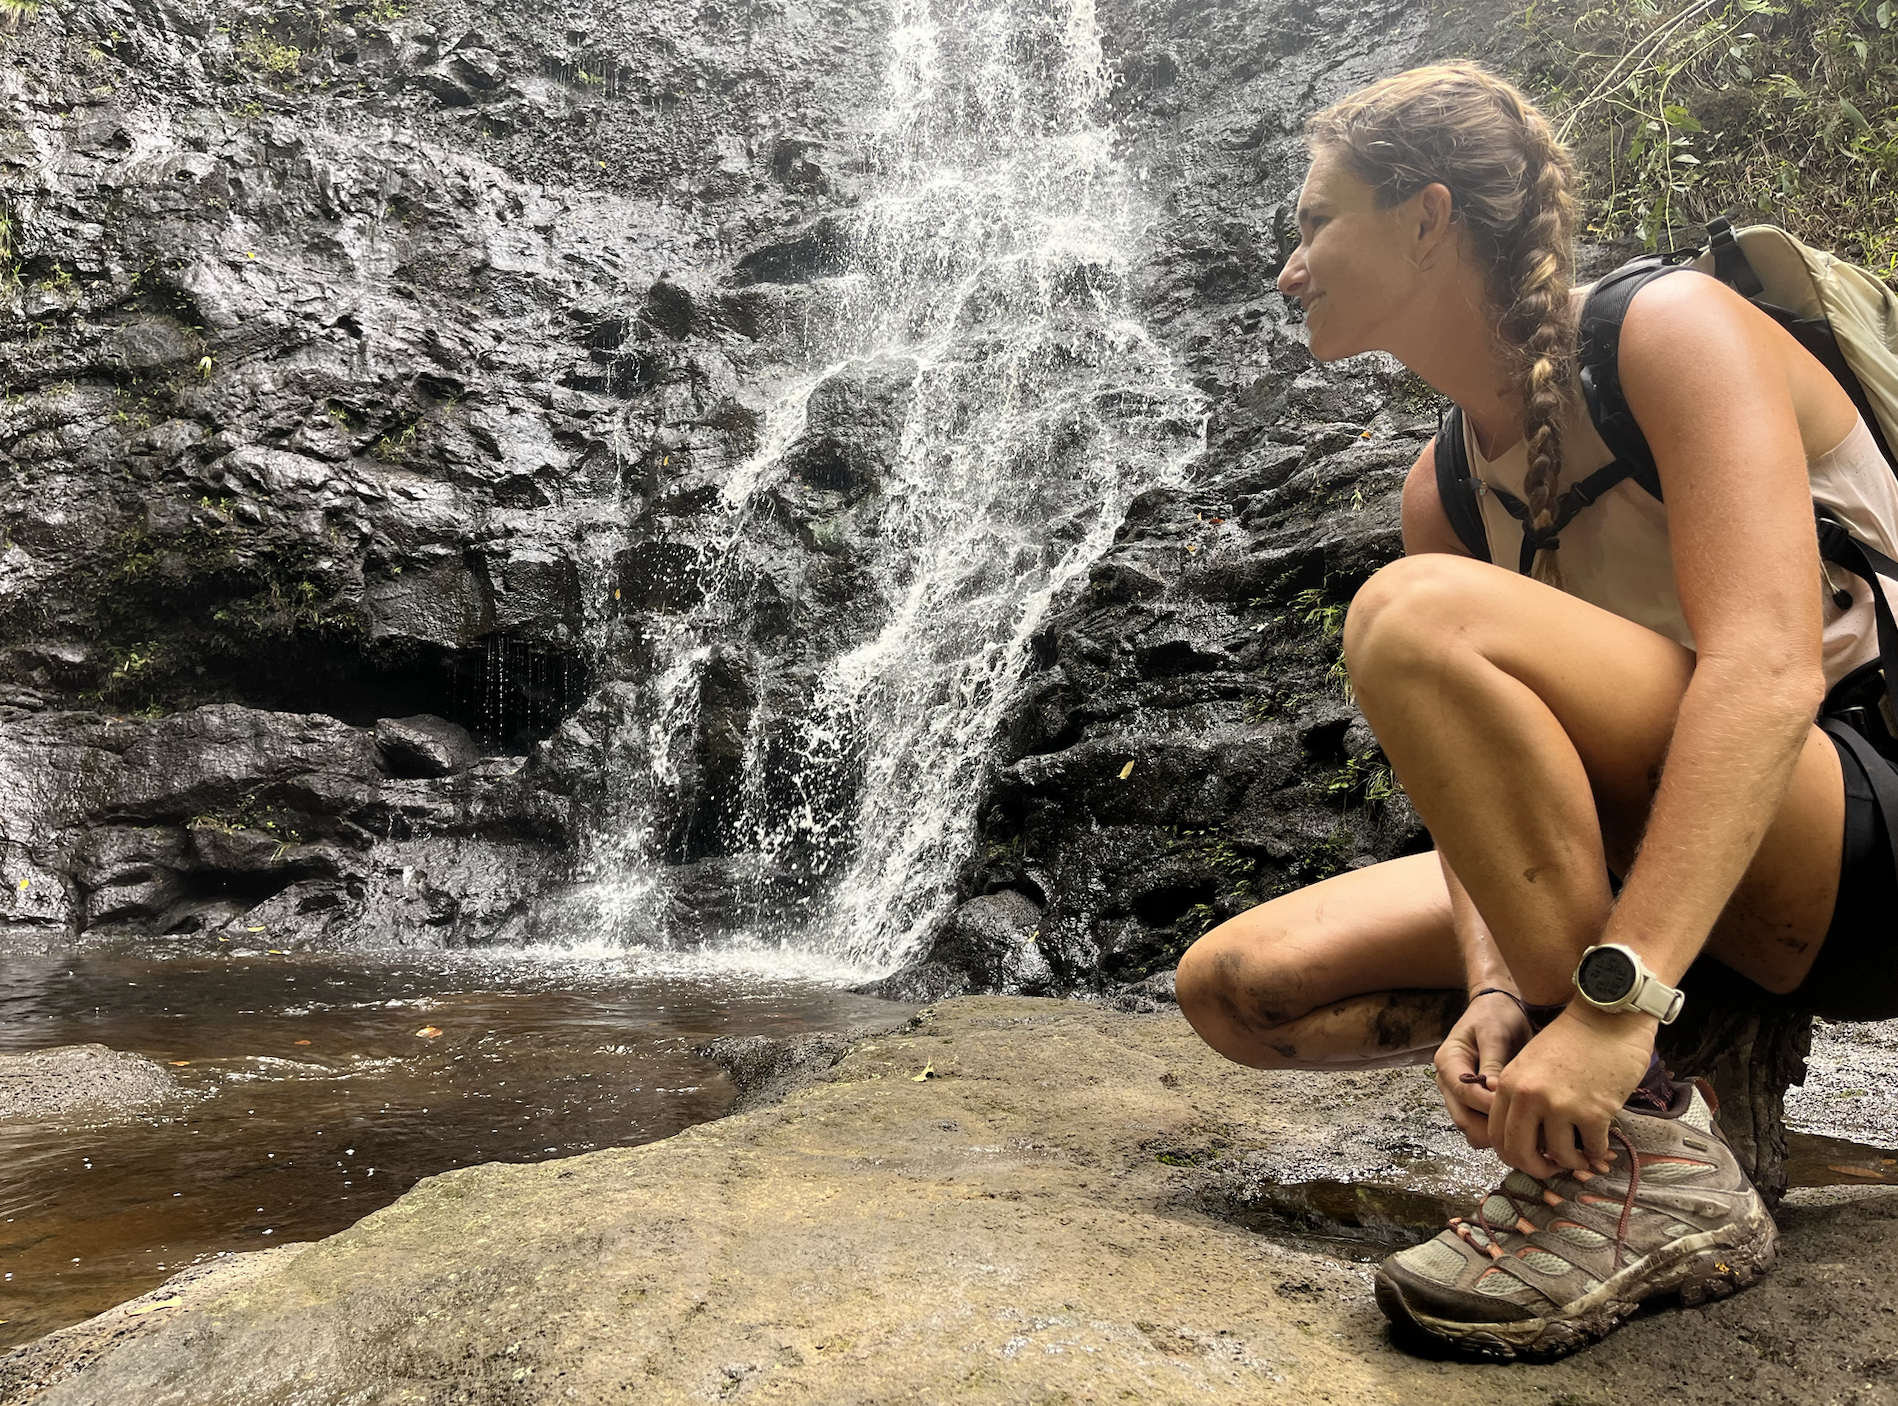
[1375,1197,1778,1363]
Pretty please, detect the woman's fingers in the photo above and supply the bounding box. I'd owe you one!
[1493,1085,1560,1180]
[1545,1120,1594,1174]
[1580,1115,1613,1174]
[1437,1073,1496,1147]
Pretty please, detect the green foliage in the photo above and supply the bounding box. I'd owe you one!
[371,422,419,462]
[1293,582,1356,701]
[97,521,363,711]
[1325,749,1399,807]
[1523,0,1898,272]
[363,0,407,20]
[236,30,301,78]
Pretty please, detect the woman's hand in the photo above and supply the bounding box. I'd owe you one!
[1433,989,1533,1149]
[1488,1004,1657,1178]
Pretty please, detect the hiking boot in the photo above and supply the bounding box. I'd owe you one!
[1375,1080,1777,1361]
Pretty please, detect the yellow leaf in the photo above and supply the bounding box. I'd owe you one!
[293,1039,311,1046]
[169,1060,191,1067]
[126,1297,182,1316]
[416,1025,443,1039]
[1117,760,1134,780]
[910,1064,935,1082]
[246,925,267,932]
[267,949,285,955]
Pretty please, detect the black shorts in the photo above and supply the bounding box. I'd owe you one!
[1768,722,1898,1021]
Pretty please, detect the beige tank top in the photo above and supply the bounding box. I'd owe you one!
[1463,405,1898,691]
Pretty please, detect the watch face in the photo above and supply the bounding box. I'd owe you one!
[1579,947,1638,1004]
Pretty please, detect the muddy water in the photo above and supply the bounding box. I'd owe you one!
[0,950,912,1349]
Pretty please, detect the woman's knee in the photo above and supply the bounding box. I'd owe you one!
[1176,917,1308,1044]
[1341,553,1496,685]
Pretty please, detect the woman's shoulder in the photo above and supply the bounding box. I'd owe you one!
[1613,267,1856,458]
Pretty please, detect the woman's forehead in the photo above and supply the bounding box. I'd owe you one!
[1297,150,1367,213]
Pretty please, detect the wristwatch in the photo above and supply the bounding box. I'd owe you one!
[1571,943,1685,1024]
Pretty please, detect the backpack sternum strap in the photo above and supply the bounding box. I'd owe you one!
[1486,459,1653,576]
[1435,403,1654,575]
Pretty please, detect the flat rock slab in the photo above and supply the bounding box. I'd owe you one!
[0,1045,179,1124]
[12,997,1898,1404]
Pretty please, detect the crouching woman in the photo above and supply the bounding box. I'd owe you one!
[1176,62,1898,1359]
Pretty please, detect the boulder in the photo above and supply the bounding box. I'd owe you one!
[374,715,481,779]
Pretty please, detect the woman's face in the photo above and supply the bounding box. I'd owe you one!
[1276,149,1435,362]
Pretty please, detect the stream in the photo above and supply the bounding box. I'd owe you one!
[0,950,911,1349]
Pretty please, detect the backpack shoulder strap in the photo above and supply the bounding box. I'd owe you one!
[1432,405,1493,563]
[1577,260,1688,503]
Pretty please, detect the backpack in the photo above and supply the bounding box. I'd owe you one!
[1430,218,1898,816]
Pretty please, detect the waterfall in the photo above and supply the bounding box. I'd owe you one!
[585,0,1206,975]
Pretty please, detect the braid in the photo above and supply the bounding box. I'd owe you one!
[1307,64,1580,588]
[1497,105,1578,587]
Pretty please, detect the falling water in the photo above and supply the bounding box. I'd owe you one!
[590,0,1206,973]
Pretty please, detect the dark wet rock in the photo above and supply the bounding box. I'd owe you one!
[0,1045,180,1124]
[873,890,1054,1001]
[0,0,1509,979]
[0,704,567,950]
[374,714,480,779]
[694,1024,905,1114]
[0,0,892,950]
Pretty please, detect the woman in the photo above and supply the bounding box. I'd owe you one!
[1174,63,1898,1360]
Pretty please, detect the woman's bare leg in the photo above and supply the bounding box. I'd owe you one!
[1176,852,1465,1069]
[1179,552,1845,1072]
[1344,554,1842,1004]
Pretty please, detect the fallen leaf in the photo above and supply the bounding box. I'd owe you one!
[1117,760,1134,780]
[911,1064,936,1082]
[1359,430,1372,439]
[1184,542,1199,553]
[416,1026,443,1039]
[293,1039,311,1046]
[246,926,267,932]
[267,950,286,955]
[125,1298,182,1316]
[1828,1164,1886,1179]
[1024,927,1040,945]
[169,1060,191,1067]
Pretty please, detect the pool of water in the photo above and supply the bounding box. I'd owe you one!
[0,948,913,1349]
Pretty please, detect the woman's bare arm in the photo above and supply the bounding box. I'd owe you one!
[1591,272,1841,992]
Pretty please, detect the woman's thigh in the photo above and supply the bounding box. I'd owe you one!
[1176,852,1463,1037]
[1345,554,1844,995]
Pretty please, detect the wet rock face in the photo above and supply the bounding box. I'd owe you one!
[0,0,890,944]
[933,0,1448,991]
[1,0,1481,960]
[0,703,564,950]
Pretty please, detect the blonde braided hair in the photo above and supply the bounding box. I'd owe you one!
[1306,63,1579,586]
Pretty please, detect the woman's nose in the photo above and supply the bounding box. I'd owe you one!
[1277,246,1308,298]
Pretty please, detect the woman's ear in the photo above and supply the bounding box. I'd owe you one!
[1410,182,1456,269]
